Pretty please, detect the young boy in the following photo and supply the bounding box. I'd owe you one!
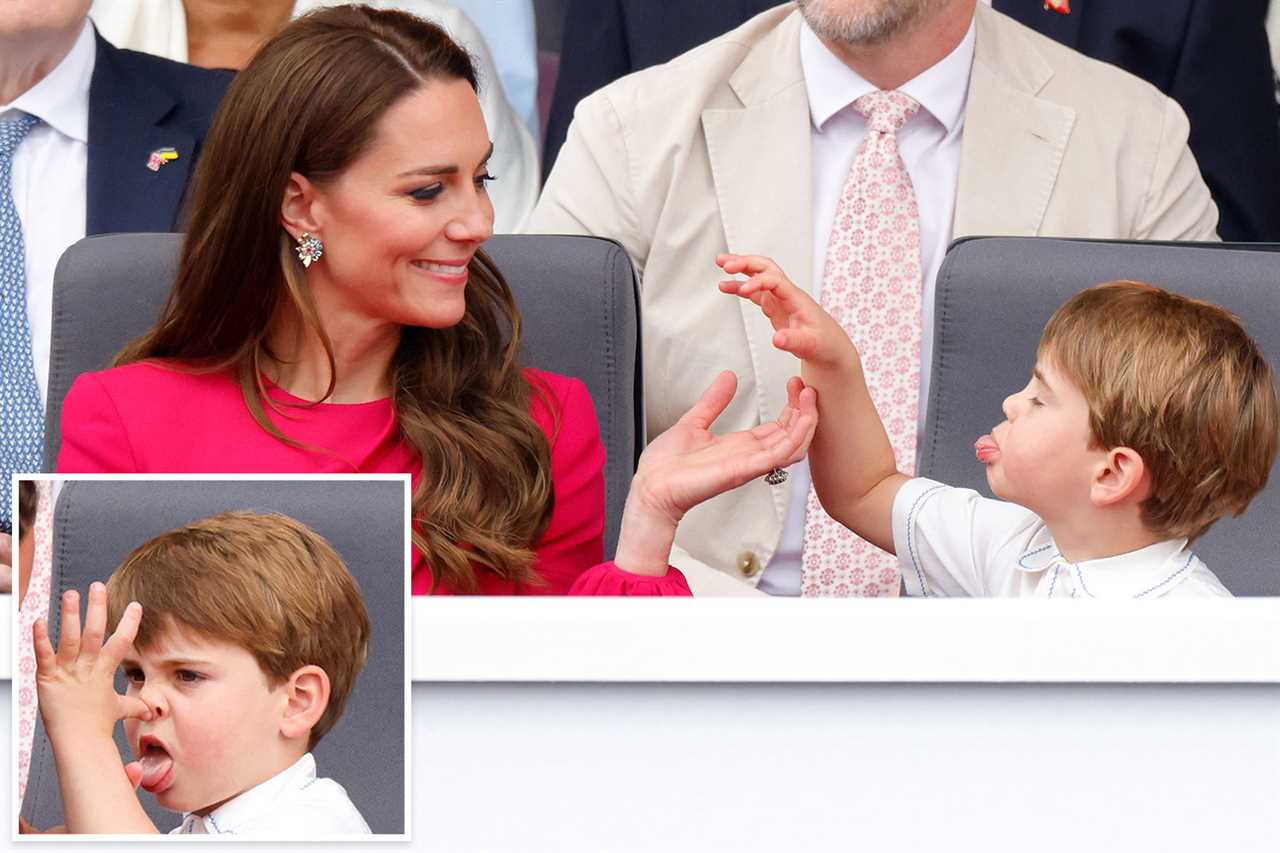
[31,511,373,835]
[719,254,1279,597]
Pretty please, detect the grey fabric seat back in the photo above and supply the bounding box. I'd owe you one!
[19,479,407,834]
[923,237,1280,596]
[44,232,641,557]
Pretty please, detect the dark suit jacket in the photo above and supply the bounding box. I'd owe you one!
[86,32,232,235]
[543,0,777,180]
[996,0,1280,242]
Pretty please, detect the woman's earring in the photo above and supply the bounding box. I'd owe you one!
[295,232,324,268]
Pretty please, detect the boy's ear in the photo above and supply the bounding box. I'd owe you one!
[1090,446,1149,508]
[279,665,331,742]
[280,171,323,243]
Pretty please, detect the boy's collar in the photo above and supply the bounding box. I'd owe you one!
[176,753,316,835]
[1015,535,1197,598]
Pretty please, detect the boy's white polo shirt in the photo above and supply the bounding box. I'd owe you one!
[171,752,371,836]
[891,478,1232,598]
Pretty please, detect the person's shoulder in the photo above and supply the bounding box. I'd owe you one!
[1161,552,1234,598]
[979,6,1166,113]
[523,367,592,428]
[523,367,582,402]
[267,774,372,835]
[94,33,233,105]
[72,361,235,404]
[580,4,799,118]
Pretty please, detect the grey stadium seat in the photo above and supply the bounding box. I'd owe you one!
[43,232,641,558]
[18,478,407,834]
[922,237,1280,596]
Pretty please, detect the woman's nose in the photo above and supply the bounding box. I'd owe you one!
[444,194,495,244]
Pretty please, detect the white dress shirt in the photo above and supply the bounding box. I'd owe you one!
[89,0,540,232]
[1,20,93,410]
[170,752,372,836]
[760,19,976,595]
[891,477,1232,598]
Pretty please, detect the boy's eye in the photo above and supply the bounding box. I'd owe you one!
[175,670,205,684]
[1029,396,1044,407]
[409,184,443,201]
[124,667,144,684]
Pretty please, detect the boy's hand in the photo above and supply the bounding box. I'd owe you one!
[717,253,855,369]
[33,583,152,745]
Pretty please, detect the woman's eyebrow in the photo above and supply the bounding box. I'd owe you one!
[396,141,495,177]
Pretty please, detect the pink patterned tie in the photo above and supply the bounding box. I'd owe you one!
[801,90,923,598]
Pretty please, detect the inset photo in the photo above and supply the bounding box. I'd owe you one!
[12,475,408,839]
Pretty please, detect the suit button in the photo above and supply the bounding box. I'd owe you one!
[737,550,761,578]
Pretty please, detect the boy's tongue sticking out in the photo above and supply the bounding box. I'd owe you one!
[137,738,175,794]
[974,434,999,463]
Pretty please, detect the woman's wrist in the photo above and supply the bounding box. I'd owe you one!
[612,480,680,577]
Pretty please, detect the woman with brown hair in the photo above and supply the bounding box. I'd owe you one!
[56,5,817,595]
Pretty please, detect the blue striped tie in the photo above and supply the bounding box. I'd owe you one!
[1,113,41,533]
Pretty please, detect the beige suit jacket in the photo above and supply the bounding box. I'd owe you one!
[529,3,1218,596]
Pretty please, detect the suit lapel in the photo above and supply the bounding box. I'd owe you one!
[701,12,810,453]
[86,33,196,235]
[954,5,1076,237]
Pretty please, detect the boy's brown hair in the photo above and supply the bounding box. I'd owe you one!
[1038,281,1279,540]
[106,511,370,748]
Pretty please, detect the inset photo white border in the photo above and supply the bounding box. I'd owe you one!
[9,473,411,843]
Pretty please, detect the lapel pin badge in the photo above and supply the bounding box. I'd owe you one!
[1043,0,1070,13]
[146,146,179,172]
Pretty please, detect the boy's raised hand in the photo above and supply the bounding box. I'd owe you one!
[33,583,152,743]
[717,253,853,368]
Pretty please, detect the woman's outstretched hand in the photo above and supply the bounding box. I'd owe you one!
[612,371,817,577]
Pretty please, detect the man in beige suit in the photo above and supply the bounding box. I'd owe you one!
[530,0,1218,596]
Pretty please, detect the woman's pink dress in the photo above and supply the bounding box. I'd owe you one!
[57,361,690,596]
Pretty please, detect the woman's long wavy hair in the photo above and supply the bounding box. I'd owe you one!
[116,5,555,593]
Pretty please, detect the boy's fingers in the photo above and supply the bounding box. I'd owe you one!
[100,601,143,670]
[56,589,81,667]
[32,617,56,674]
[117,694,153,723]
[81,581,108,656]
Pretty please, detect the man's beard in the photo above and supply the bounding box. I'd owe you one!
[795,0,948,46]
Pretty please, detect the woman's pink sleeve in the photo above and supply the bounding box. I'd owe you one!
[55,374,141,473]
[568,561,692,596]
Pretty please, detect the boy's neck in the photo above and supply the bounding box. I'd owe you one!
[1042,507,1166,564]
[191,747,310,817]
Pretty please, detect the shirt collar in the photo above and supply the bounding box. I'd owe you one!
[179,753,317,835]
[1015,537,1197,598]
[799,15,976,135]
[2,18,95,143]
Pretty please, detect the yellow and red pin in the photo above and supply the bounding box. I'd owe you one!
[146,147,179,172]
[1043,0,1070,13]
